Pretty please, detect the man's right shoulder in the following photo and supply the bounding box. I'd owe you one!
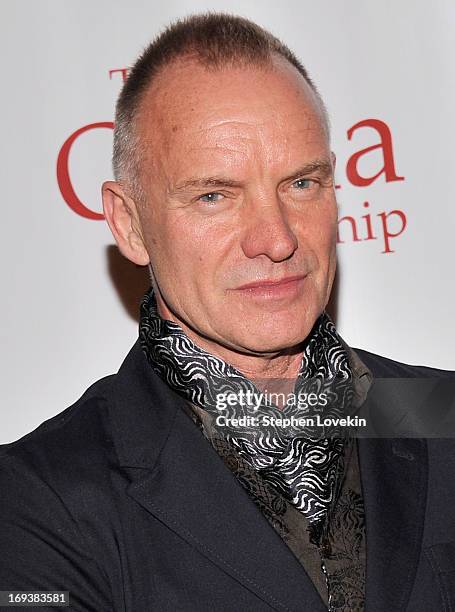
[0,373,118,485]
[0,373,124,609]
[0,337,176,499]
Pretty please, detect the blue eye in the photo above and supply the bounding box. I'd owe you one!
[293,179,312,189]
[199,192,223,203]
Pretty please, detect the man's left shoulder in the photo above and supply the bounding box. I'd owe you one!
[352,346,455,379]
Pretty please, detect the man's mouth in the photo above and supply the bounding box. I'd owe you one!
[237,275,307,290]
[235,274,308,300]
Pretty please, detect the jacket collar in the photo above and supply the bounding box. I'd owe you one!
[107,339,181,470]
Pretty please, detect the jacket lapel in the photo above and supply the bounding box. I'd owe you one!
[109,341,326,612]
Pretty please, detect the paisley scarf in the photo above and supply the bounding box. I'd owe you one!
[139,286,355,531]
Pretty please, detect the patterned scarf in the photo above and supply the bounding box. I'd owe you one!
[139,286,355,531]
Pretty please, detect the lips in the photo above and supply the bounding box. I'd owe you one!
[237,275,306,290]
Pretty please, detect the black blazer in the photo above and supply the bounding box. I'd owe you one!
[1,340,454,612]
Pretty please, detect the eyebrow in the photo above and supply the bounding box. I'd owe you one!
[283,159,333,183]
[173,176,244,192]
[172,158,333,193]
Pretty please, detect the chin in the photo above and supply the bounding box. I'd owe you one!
[234,306,322,352]
[236,326,315,355]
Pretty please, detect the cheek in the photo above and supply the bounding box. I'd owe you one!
[154,212,230,275]
[296,202,337,257]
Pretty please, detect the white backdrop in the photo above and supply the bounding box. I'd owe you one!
[1,0,454,444]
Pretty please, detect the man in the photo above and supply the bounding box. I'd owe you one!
[1,13,454,612]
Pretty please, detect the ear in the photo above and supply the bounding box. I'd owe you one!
[102,181,150,266]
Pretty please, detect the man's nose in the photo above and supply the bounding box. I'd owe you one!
[240,195,298,262]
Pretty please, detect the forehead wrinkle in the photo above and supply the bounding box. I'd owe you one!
[183,119,316,165]
[194,113,323,146]
[185,146,251,163]
[180,126,260,163]
[189,119,266,145]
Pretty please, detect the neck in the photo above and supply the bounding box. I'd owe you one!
[180,322,303,381]
[155,298,304,384]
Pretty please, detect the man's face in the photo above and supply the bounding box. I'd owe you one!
[134,55,337,355]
